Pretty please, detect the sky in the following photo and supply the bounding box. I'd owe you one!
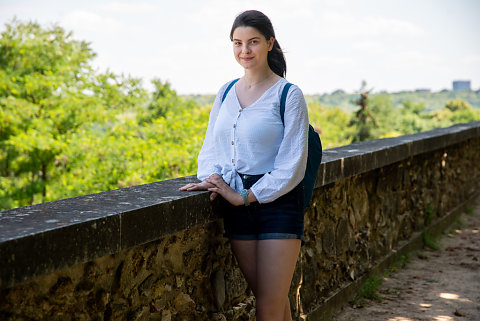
[0,0,479,95]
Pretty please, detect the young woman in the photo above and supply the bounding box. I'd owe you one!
[180,10,308,321]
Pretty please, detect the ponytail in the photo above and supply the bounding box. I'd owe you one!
[268,39,286,77]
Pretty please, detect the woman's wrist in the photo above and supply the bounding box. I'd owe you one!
[247,189,257,203]
[233,193,243,206]
[237,189,257,206]
[240,189,250,206]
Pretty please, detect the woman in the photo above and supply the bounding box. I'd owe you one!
[180,10,308,321]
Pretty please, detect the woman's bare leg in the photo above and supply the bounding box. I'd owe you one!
[230,239,300,321]
[230,240,258,294]
[283,296,292,321]
[256,239,300,321]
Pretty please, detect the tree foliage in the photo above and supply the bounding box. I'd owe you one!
[0,20,207,210]
[1,20,479,211]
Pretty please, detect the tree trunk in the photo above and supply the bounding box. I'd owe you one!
[41,162,47,202]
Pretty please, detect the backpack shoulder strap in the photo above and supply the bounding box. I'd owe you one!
[221,78,240,103]
[280,82,293,125]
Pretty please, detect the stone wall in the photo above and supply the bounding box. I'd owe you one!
[1,122,479,320]
[298,138,479,316]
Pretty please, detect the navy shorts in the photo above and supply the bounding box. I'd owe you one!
[223,174,305,243]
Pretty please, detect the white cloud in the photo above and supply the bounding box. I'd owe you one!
[98,2,158,14]
[363,16,426,37]
[61,10,125,35]
[314,11,426,39]
[1,0,478,93]
[462,54,480,65]
[351,40,391,54]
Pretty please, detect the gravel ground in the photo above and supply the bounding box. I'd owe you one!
[333,196,480,321]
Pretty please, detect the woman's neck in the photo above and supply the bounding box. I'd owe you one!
[243,69,276,89]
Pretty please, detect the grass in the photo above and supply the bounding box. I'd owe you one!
[422,231,440,251]
[351,253,411,306]
[398,254,410,269]
[423,203,434,226]
[386,254,410,275]
[465,206,474,215]
[351,274,384,305]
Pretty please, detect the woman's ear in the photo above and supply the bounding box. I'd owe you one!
[268,37,275,51]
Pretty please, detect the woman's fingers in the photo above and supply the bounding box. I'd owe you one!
[179,183,203,191]
[179,184,192,191]
[205,176,226,187]
[179,179,225,203]
[210,192,218,201]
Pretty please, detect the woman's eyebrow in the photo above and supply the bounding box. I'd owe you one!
[232,36,261,42]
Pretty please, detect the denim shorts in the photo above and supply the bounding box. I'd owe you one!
[223,174,305,243]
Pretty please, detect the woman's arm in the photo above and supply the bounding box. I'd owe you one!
[249,85,309,203]
[179,82,230,199]
[205,174,258,206]
[196,83,229,181]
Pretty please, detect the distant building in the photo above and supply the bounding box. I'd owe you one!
[452,80,471,91]
[415,88,431,93]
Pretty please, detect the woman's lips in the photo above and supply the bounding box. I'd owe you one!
[241,57,253,61]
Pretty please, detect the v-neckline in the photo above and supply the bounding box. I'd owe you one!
[234,78,284,109]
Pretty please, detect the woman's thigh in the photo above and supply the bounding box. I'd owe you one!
[230,240,259,294]
[230,238,301,292]
[256,239,301,306]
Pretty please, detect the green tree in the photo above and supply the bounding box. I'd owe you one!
[368,94,400,138]
[308,102,351,148]
[0,20,208,211]
[445,99,472,112]
[397,100,439,135]
[0,19,98,208]
[0,20,148,209]
[440,99,480,124]
[348,82,377,142]
[140,79,195,122]
[401,100,426,115]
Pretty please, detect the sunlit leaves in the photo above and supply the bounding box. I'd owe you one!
[1,19,479,211]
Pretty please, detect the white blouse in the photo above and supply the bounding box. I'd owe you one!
[197,78,309,203]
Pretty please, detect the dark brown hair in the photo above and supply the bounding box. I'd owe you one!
[230,10,287,77]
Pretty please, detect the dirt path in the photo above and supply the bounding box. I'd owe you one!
[333,197,480,321]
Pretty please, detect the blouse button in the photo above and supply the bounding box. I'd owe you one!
[233,124,236,128]
[231,159,234,163]
[231,141,234,145]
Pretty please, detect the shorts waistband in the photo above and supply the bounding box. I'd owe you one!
[238,173,264,180]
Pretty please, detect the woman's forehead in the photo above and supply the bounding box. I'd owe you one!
[232,26,265,40]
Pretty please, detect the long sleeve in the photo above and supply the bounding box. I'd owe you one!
[196,83,229,181]
[249,85,309,203]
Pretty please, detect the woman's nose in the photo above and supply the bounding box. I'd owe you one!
[241,44,250,53]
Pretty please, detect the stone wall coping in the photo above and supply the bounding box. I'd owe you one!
[1,121,479,289]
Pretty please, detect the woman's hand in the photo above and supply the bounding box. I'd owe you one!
[205,174,244,206]
[179,180,219,201]
[179,180,214,191]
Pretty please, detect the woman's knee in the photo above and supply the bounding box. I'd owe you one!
[256,306,283,321]
[256,295,287,321]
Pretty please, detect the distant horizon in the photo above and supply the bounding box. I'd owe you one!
[182,85,480,96]
[1,0,479,95]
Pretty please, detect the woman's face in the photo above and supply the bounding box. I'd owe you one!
[232,26,274,72]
